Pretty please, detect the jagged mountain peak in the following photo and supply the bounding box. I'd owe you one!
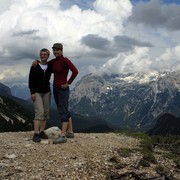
[70,71,180,131]
[82,71,180,85]
[72,71,180,100]
[73,74,107,101]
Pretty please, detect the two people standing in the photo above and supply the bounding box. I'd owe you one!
[28,43,78,143]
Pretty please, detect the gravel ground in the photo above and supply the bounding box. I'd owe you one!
[0,129,179,180]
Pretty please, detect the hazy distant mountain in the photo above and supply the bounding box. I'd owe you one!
[10,84,57,107]
[0,83,11,96]
[147,113,180,136]
[10,84,30,100]
[70,71,180,131]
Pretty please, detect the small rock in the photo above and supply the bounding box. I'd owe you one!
[25,144,32,147]
[5,154,17,159]
[40,140,50,144]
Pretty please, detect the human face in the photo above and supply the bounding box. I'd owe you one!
[53,48,62,57]
[40,51,49,62]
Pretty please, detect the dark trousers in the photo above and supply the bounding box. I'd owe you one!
[53,87,70,122]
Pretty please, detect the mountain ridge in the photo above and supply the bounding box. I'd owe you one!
[1,70,180,134]
[70,71,180,131]
[147,113,180,136]
[0,95,33,132]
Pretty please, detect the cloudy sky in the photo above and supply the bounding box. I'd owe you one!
[1,0,180,87]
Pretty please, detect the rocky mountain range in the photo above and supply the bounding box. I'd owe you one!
[1,71,180,133]
[0,83,32,132]
[70,71,180,131]
[0,96,33,132]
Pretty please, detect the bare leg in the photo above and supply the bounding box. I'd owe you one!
[67,117,73,133]
[40,120,46,132]
[34,120,40,133]
[61,122,68,136]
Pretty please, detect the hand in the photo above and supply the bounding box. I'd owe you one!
[32,60,38,67]
[31,94,36,101]
[61,83,69,89]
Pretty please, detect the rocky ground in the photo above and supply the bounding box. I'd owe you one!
[0,127,179,180]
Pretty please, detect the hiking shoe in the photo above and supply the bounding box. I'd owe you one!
[65,131,75,138]
[32,133,41,143]
[53,136,67,144]
[39,131,48,139]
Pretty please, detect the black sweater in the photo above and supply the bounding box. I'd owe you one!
[28,63,52,95]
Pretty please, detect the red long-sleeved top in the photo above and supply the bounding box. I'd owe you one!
[49,55,78,88]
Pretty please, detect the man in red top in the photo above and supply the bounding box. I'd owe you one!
[51,43,78,144]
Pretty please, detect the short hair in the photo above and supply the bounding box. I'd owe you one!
[40,48,50,57]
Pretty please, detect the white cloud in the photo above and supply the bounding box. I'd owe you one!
[93,45,180,76]
[94,0,132,22]
[0,0,133,85]
[96,47,152,75]
[153,45,180,71]
[0,0,180,86]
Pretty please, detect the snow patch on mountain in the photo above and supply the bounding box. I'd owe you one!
[70,71,180,130]
[0,113,13,124]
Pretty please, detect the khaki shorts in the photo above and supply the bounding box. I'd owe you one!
[33,92,51,121]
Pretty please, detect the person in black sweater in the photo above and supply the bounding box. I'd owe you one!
[28,48,52,142]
